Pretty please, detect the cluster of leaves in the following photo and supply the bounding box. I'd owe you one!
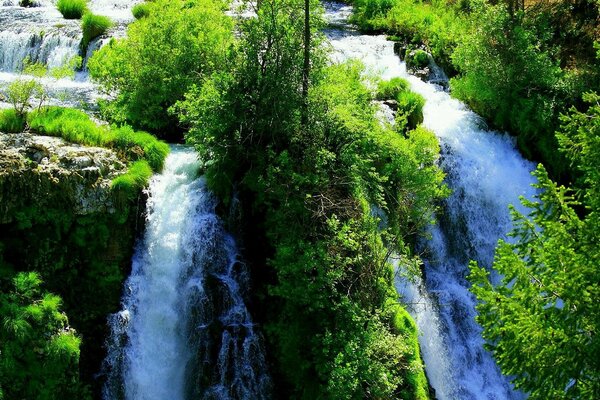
[88,0,234,136]
[0,272,89,399]
[376,77,425,131]
[469,93,600,399]
[176,0,447,397]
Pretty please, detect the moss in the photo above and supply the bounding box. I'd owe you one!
[0,109,25,133]
[111,160,153,204]
[81,13,112,52]
[56,0,87,19]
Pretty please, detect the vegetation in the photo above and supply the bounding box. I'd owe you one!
[27,106,169,171]
[88,0,234,136]
[349,0,600,179]
[0,272,89,400]
[175,0,446,396]
[57,0,87,19]
[81,13,112,52]
[0,109,25,133]
[469,92,600,398]
[131,3,150,19]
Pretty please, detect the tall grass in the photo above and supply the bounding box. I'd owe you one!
[27,106,169,172]
[0,109,26,133]
[57,0,87,19]
[81,13,112,51]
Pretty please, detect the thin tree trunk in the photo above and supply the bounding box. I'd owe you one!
[301,0,310,128]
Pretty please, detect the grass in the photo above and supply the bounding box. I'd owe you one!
[26,106,169,198]
[406,49,430,70]
[132,3,151,19]
[397,91,425,130]
[0,109,26,133]
[376,77,410,100]
[111,160,153,200]
[81,13,112,51]
[57,0,87,19]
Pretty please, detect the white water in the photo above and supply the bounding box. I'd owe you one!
[103,147,271,400]
[0,0,139,109]
[325,2,537,399]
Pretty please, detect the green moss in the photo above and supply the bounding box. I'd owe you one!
[132,3,150,19]
[0,109,25,133]
[81,13,112,51]
[56,0,87,19]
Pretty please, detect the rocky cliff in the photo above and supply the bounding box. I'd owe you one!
[0,132,146,396]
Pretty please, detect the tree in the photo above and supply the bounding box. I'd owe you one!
[0,272,89,400]
[469,93,600,399]
[88,0,234,136]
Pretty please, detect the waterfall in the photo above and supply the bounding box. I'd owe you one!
[103,147,271,400]
[324,2,537,399]
[0,0,138,109]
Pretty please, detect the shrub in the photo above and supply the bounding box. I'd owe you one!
[397,91,425,130]
[81,13,112,51]
[406,49,430,70]
[57,0,87,19]
[0,109,26,133]
[132,3,150,19]
[375,77,410,100]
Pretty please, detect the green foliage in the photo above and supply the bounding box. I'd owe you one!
[397,91,425,131]
[57,0,87,19]
[81,13,112,52]
[0,272,89,399]
[131,3,150,19]
[375,77,409,100]
[406,49,429,70]
[469,93,600,399]
[0,109,25,133]
[88,0,234,134]
[3,77,45,116]
[450,5,562,159]
[178,5,446,391]
[111,160,153,202]
[26,106,169,172]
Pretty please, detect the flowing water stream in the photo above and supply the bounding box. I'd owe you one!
[324,2,537,399]
[102,147,271,400]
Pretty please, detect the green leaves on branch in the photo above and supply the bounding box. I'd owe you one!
[469,93,600,399]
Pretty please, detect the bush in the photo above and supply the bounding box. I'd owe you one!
[81,13,112,51]
[57,0,87,19]
[132,3,150,19]
[0,109,26,133]
[406,49,430,70]
[376,77,410,100]
[397,91,425,130]
[88,0,234,135]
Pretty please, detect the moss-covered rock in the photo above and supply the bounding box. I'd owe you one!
[0,133,145,394]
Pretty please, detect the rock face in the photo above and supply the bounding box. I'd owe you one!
[0,132,144,395]
[0,133,128,223]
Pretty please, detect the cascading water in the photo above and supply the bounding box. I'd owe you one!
[102,147,271,400]
[324,2,537,399]
[0,0,139,109]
